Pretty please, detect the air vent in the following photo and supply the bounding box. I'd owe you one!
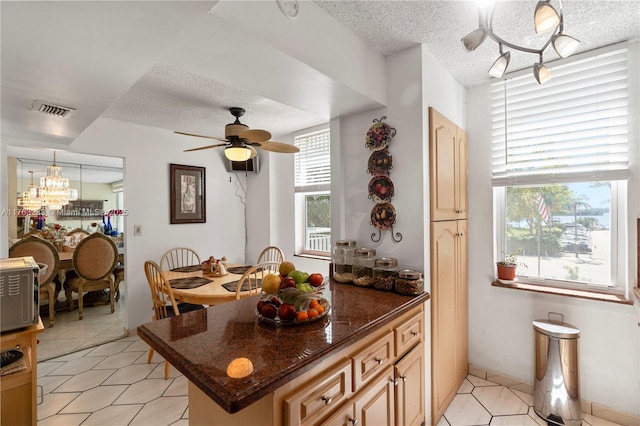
[30,100,75,118]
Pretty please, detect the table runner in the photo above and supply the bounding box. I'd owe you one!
[170,265,202,273]
[169,276,213,289]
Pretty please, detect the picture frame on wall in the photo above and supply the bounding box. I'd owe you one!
[170,163,206,224]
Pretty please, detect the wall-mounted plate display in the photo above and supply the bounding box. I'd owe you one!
[367,149,393,175]
[370,202,396,230]
[368,175,394,203]
[365,120,395,151]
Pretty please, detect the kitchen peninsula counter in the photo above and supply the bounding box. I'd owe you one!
[137,280,429,420]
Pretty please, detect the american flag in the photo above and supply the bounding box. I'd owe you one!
[537,194,550,225]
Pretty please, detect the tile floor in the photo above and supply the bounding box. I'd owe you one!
[37,333,622,426]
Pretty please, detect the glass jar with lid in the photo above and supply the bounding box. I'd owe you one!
[332,240,357,283]
[394,270,424,296]
[352,248,377,287]
[372,257,398,291]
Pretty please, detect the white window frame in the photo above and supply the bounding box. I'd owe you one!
[293,125,331,257]
[492,43,636,295]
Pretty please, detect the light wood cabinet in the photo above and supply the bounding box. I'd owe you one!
[429,107,468,222]
[395,341,425,426]
[429,107,468,425]
[1,318,45,426]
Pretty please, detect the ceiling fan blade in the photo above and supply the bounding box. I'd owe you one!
[255,141,300,154]
[175,131,227,142]
[239,129,271,143]
[183,143,228,152]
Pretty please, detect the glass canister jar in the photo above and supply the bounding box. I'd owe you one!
[352,248,377,287]
[372,257,398,291]
[332,240,357,283]
[394,270,424,296]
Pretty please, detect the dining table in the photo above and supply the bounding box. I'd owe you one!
[162,264,257,306]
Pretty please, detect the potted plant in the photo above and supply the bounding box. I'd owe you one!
[496,248,526,281]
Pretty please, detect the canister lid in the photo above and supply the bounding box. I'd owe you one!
[336,240,357,247]
[398,269,422,279]
[533,320,580,339]
[355,248,376,257]
[375,257,398,267]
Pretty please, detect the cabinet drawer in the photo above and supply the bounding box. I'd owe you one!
[394,310,423,358]
[284,358,353,426]
[352,331,394,391]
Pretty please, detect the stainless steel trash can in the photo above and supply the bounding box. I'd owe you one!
[533,313,581,426]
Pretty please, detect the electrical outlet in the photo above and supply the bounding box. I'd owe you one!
[134,225,142,236]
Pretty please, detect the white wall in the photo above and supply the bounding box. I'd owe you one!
[72,118,247,330]
[466,61,640,415]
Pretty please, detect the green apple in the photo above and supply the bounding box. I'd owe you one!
[287,270,306,284]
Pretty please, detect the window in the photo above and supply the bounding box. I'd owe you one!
[294,128,331,256]
[492,44,630,292]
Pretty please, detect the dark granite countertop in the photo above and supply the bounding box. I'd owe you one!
[137,280,430,413]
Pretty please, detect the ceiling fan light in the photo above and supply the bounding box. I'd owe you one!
[488,51,511,78]
[533,62,552,84]
[552,33,580,58]
[461,28,487,52]
[534,1,560,34]
[225,146,253,162]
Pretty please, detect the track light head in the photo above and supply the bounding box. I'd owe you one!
[488,50,511,78]
[552,33,580,58]
[534,0,560,34]
[461,28,487,52]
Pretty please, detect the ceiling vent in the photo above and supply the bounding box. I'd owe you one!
[30,100,76,118]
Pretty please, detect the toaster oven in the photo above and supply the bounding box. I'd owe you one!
[0,257,39,333]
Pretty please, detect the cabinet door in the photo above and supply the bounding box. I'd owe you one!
[456,130,468,218]
[354,367,395,426]
[430,221,459,422]
[456,220,469,383]
[395,342,425,426]
[429,108,458,221]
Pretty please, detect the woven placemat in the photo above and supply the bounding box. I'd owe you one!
[222,278,262,293]
[169,276,213,289]
[226,265,254,275]
[1,350,26,376]
[170,265,202,273]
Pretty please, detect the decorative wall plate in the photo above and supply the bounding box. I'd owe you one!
[367,149,393,175]
[370,202,396,230]
[368,175,394,203]
[365,118,396,151]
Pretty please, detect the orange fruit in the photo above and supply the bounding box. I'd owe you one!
[308,308,319,319]
[315,304,325,314]
[296,311,309,321]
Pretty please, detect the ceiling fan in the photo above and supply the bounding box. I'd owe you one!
[176,107,299,161]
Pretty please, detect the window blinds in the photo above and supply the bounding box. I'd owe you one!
[294,129,331,192]
[491,44,629,186]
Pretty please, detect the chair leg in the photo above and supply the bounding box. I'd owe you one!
[109,283,115,314]
[46,284,55,327]
[148,348,155,363]
[77,289,84,320]
[164,361,170,380]
[65,288,74,311]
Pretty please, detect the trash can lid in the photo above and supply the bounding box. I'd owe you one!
[533,319,580,339]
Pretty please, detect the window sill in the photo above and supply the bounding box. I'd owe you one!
[491,280,633,305]
[294,253,330,261]
[633,287,640,303]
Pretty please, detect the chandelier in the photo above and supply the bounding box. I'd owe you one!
[30,152,78,211]
[461,0,580,83]
[17,170,46,211]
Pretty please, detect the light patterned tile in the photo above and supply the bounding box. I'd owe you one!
[38,375,73,394]
[38,339,88,362]
[583,413,624,426]
[135,350,165,364]
[38,413,89,425]
[164,375,188,397]
[511,388,534,406]
[457,378,474,394]
[38,361,66,377]
[490,414,539,425]
[82,404,143,425]
[148,361,181,379]
[182,406,189,419]
[54,369,115,392]
[60,385,128,414]
[129,396,189,426]
[113,378,171,404]
[46,356,105,376]
[171,420,190,426]
[37,392,80,420]
[473,386,529,416]
[103,363,157,385]
[85,341,132,357]
[125,339,153,352]
[93,351,142,369]
[48,347,94,362]
[467,375,499,387]
[444,394,491,426]
[436,414,451,425]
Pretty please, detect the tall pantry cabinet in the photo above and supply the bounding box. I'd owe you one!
[428,107,468,424]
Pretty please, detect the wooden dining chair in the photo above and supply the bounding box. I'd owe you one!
[63,228,90,252]
[9,236,59,326]
[257,246,284,265]
[144,260,204,379]
[64,233,118,320]
[235,261,281,300]
[160,247,201,271]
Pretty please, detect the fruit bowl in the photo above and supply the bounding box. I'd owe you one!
[256,290,330,326]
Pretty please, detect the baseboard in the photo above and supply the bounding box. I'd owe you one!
[469,364,640,426]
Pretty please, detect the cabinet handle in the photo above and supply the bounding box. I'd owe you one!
[349,417,359,426]
[400,375,407,382]
[373,357,383,365]
[321,396,332,405]
[410,330,418,336]
[391,378,399,386]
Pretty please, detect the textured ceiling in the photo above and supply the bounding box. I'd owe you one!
[315,0,640,87]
